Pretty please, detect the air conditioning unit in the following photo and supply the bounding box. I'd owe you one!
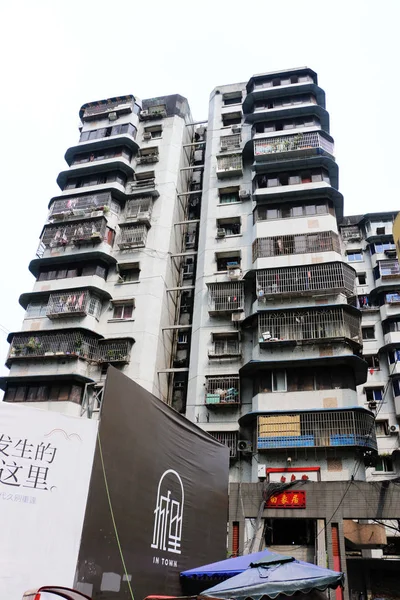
[143,132,152,140]
[368,401,377,410]
[239,189,250,199]
[220,144,228,152]
[257,464,266,478]
[217,228,226,238]
[389,424,400,434]
[237,440,252,453]
[227,265,242,280]
[232,125,241,134]
[140,110,149,117]
[108,112,118,121]
[231,312,245,322]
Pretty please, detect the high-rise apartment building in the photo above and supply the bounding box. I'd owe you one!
[2,68,400,594]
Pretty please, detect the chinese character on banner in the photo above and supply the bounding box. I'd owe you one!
[12,439,34,460]
[0,460,22,487]
[24,466,49,490]
[266,491,306,509]
[0,435,12,457]
[35,443,57,464]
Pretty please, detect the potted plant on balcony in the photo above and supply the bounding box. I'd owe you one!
[26,337,41,353]
[74,335,83,356]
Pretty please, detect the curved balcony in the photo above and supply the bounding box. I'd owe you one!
[243,77,325,112]
[380,296,400,321]
[79,95,139,121]
[47,191,118,223]
[256,262,356,300]
[57,158,133,190]
[65,129,139,165]
[257,305,361,349]
[253,131,334,163]
[6,330,133,367]
[251,409,377,452]
[252,231,341,264]
[29,251,116,281]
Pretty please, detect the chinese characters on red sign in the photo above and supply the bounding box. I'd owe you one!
[266,490,306,508]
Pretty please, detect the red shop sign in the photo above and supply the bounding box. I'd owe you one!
[266,490,306,509]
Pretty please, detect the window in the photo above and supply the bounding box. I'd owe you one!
[79,123,137,142]
[362,326,375,340]
[272,370,287,392]
[365,388,383,401]
[4,384,82,403]
[144,125,162,139]
[38,264,108,281]
[375,421,389,436]
[386,293,400,304]
[393,379,400,397]
[389,349,400,364]
[374,456,394,472]
[365,355,380,370]
[347,251,363,263]
[255,202,330,222]
[217,217,241,236]
[358,273,367,285]
[26,302,47,318]
[112,302,134,319]
[216,254,241,272]
[222,112,241,127]
[223,93,242,106]
[118,263,140,283]
[219,187,240,204]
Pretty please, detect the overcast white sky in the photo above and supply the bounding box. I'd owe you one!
[0,0,399,374]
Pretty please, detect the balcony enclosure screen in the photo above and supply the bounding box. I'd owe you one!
[221,134,241,151]
[49,192,113,218]
[207,282,244,313]
[205,376,240,405]
[252,231,340,261]
[46,291,101,319]
[257,410,377,450]
[217,154,243,172]
[379,260,400,278]
[125,197,153,220]
[41,218,107,248]
[118,225,148,249]
[254,132,334,157]
[258,307,361,343]
[209,431,238,458]
[256,263,356,298]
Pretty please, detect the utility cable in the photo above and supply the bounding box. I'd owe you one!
[97,430,135,600]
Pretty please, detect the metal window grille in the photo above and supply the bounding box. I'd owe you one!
[209,431,238,458]
[125,197,153,220]
[255,203,329,221]
[49,193,112,221]
[8,331,98,360]
[257,410,377,451]
[207,282,245,314]
[258,307,361,343]
[217,154,243,172]
[256,262,356,298]
[129,178,156,192]
[341,226,361,241]
[40,218,107,249]
[118,225,148,249]
[254,132,334,157]
[220,134,241,151]
[83,99,133,117]
[97,340,131,363]
[205,376,240,405]
[209,335,241,358]
[252,231,340,261]
[46,290,97,319]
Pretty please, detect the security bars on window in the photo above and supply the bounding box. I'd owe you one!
[46,290,101,319]
[209,431,238,458]
[256,262,356,298]
[207,282,245,313]
[254,132,334,157]
[252,231,340,261]
[49,192,113,220]
[216,154,243,172]
[125,197,153,220]
[258,307,361,344]
[257,410,377,451]
[205,376,240,405]
[118,225,148,249]
[40,218,107,249]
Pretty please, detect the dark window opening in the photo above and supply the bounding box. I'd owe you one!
[265,518,316,546]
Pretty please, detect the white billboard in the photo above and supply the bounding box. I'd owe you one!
[0,402,98,600]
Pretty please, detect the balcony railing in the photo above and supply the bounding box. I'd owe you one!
[39,218,108,251]
[8,332,132,364]
[82,98,133,119]
[257,410,377,451]
[258,307,361,346]
[205,376,240,406]
[208,338,241,359]
[207,282,245,315]
[209,431,238,458]
[216,154,243,178]
[254,132,334,159]
[48,192,114,222]
[46,291,101,320]
[220,134,241,152]
[118,225,148,249]
[379,260,400,279]
[341,226,362,242]
[256,262,356,299]
[252,231,340,261]
[125,197,153,222]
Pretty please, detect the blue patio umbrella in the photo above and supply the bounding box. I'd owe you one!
[181,550,274,580]
[199,553,344,599]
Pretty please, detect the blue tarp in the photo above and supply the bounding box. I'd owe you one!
[198,554,344,600]
[181,550,274,579]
